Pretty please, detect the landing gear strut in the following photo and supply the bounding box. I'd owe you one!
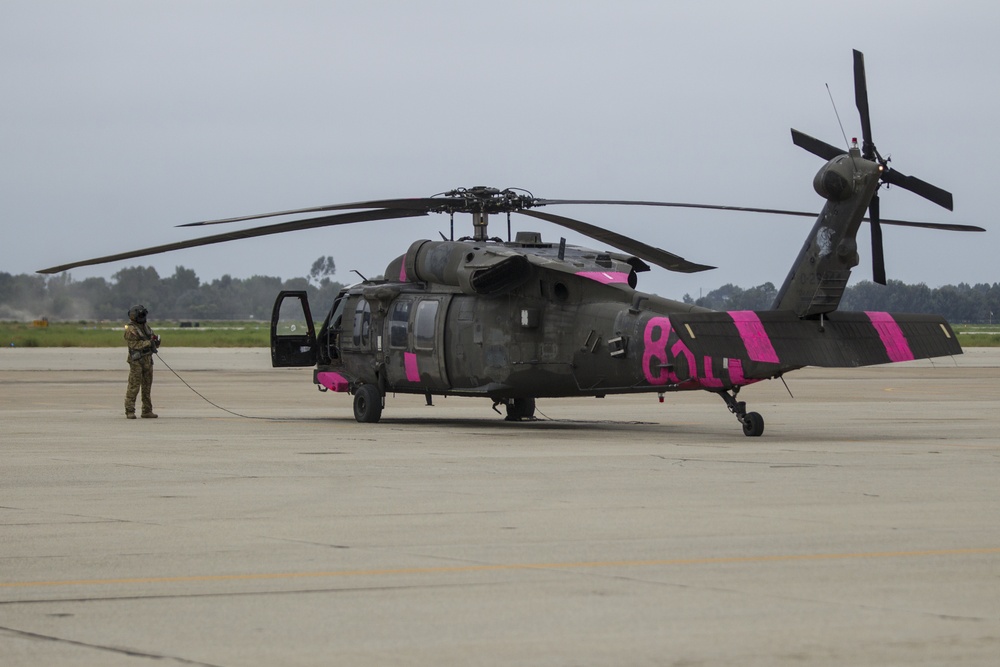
[718,388,764,437]
[494,397,536,421]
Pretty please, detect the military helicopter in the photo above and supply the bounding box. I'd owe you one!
[40,50,983,436]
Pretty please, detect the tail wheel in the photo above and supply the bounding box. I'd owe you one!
[742,411,764,437]
[353,384,383,423]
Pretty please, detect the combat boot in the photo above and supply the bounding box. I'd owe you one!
[141,412,158,419]
[126,411,136,419]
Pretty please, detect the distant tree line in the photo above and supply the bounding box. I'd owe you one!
[0,256,344,322]
[2,264,998,324]
[682,280,999,324]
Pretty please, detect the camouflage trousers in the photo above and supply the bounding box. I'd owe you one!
[125,357,154,415]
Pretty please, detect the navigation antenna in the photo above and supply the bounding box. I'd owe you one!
[825,83,853,152]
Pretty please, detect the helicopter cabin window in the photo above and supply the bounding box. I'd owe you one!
[276,295,311,337]
[352,298,372,348]
[389,300,411,348]
[413,300,438,350]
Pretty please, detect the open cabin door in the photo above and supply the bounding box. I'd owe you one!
[270,290,318,367]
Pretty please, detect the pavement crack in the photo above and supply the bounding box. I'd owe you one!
[0,624,226,666]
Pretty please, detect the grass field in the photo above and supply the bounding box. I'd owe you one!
[954,324,1000,347]
[1,321,272,348]
[3,320,999,348]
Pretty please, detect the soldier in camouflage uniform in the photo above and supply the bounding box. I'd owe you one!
[124,305,160,419]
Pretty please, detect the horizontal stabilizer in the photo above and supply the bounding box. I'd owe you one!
[670,310,961,375]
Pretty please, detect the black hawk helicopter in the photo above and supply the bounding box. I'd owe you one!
[40,50,983,436]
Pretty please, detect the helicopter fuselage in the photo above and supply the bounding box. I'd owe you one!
[269,234,801,424]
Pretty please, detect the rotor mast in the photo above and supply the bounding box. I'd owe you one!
[473,211,490,241]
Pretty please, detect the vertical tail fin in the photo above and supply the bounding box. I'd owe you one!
[775,50,959,317]
[772,145,881,316]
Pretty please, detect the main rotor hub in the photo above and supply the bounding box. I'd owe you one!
[435,186,537,215]
[433,187,539,242]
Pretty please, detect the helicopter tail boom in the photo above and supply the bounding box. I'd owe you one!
[666,309,960,377]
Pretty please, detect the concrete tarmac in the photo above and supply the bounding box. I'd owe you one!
[1,347,998,666]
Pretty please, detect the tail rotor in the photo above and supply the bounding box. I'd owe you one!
[792,50,956,285]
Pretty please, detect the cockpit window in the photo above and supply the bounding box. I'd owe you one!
[352,299,371,348]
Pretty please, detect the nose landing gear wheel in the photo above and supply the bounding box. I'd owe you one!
[505,397,536,421]
[353,384,383,423]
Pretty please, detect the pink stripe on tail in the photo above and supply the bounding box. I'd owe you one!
[729,311,780,363]
[866,312,914,362]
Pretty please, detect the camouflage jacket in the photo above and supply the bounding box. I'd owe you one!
[124,322,155,364]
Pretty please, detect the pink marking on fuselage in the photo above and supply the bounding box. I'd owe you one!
[316,371,350,392]
[699,356,724,388]
[399,258,408,282]
[729,311,780,363]
[728,358,746,385]
[642,316,757,390]
[670,336,696,383]
[404,351,420,382]
[866,312,915,362]
[642,317,675,385]
[575,271,630,284]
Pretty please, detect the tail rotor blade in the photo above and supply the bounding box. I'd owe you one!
[791,129,847,161]
[869,194,887,285]
[854,49,875,159]
[882,168,954,211]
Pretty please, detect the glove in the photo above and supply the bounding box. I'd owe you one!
[151,334,160,352]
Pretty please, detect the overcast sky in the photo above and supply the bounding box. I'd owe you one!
[2,0,996,300]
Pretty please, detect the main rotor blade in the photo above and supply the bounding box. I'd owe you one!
[535,198,820,218]
[516,209,714,274]
[854,49,875,158]
[534,197,982,232]
[179,198,446,227]
[882,168,954,211]
[869,194,887,285]
[38,208,427,274]
[870,217,979,232]
[790,129,848,161]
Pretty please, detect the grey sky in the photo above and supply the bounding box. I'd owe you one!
[2,0,995,300]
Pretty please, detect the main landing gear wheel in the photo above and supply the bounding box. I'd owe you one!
[717,388,764,437]
[353,384,383,423]
[504,397,536,421]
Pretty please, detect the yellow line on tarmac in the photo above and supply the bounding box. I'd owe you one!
[3,547,999,589]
